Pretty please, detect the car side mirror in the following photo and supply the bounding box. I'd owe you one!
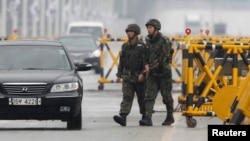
[75,63,92,71]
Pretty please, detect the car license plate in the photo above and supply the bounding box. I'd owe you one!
[9,98,41,105]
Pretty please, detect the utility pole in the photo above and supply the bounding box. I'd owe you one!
[22,0,28,38]
[1,0,7,36]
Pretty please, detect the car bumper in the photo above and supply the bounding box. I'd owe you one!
[0,92,82,120]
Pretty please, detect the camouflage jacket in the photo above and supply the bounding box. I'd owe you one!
[116,40,146,82]
[145,32,172,78]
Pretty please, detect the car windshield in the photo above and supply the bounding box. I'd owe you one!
[59,36,97,50]
[0,46,71,70]
[69,26,102,38]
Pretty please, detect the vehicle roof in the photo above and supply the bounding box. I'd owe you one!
[58,33,96,38]
[0,39,63,47]
[68,21,104,27]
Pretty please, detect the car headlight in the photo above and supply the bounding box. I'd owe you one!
[88,49,100,58]
[51,82,79,92]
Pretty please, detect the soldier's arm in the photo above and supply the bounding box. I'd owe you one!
[116,44,125,78]
[148,46,162,70]
[161,37,173,63]
[141,43,150,74]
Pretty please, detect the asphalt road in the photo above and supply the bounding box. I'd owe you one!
[0,70,222,141]
[81,70,222,141]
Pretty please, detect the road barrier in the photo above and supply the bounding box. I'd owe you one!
[176,28,250,127]
[97,37,128,90]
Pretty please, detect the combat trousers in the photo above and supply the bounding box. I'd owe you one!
[119,80,145,116]
[144,75,173,118]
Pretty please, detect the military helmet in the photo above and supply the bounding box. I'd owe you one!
[145,19,161,30]
[125,24,141,35]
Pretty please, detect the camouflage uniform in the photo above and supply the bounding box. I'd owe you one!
[117,41,146,115]
[139,19,174,126]
[113,24,146,126]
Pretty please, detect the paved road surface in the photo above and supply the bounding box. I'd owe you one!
[82,70,222,141]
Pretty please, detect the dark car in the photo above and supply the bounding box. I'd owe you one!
[84,48,101,74]
[58,34,101,74]
[0,40,92,130]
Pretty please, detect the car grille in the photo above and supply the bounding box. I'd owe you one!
[2,83,47,95]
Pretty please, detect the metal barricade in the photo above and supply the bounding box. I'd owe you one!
[97,37,127,90]
[178,29,250,127]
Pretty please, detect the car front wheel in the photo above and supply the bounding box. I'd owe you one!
[67,108,82,130]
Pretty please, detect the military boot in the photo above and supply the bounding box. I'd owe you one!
[138,114,146,125]
[162,113,175,126]
[113,114,127,126]
[139,117,153,126]
[141,114,146,120]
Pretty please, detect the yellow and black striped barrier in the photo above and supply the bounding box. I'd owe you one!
[174,28,250,127]
[182,41,250,127]
[97,37,128,90]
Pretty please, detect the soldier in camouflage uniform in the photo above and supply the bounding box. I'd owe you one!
[139,19,175,126]
[113,24,146,126]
